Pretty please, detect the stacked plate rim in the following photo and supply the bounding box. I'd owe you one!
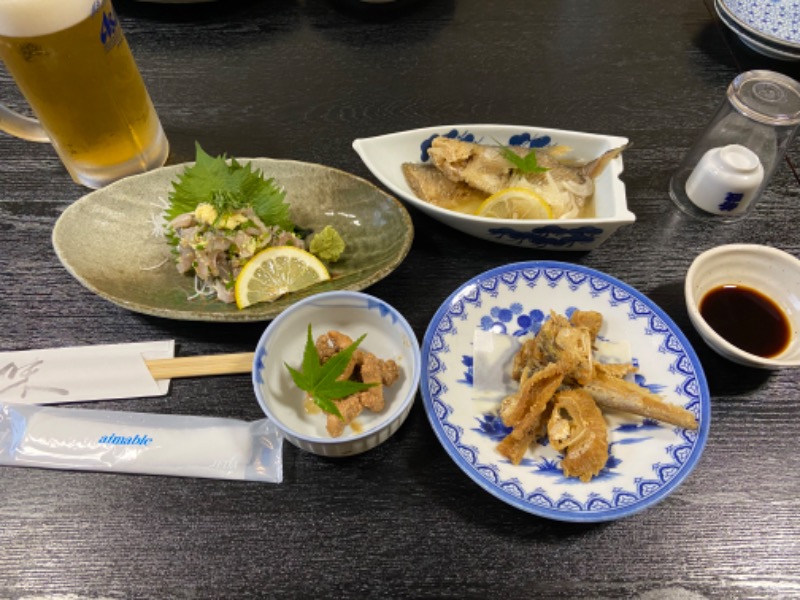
[715,0,800,60]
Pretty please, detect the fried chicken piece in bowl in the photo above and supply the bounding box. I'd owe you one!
[252,291,421,456]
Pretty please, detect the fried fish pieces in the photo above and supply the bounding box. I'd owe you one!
[495,309,699,481]
[497,362,564,465]
[548,389,609,482]
[584,370,699,431]
[512,310,596,386]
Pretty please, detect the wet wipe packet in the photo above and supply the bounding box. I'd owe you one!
[0,403,283,482]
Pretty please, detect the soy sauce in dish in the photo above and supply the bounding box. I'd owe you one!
[699,284,791,358]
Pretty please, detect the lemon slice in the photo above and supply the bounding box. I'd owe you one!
[234,246,330,309]
[475,187,553,220]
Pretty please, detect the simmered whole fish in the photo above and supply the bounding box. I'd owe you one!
[424,137,625,219]
[401,163,487,214]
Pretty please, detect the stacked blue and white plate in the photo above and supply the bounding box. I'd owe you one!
[715,0,800,60]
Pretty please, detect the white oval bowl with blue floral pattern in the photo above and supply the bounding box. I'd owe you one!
[353,124,635,250]
[420,261,710,522]
[253,291,421,457]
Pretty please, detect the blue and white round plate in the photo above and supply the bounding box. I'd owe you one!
[717,0,800,50]
[716,0,800,60]
[420,261,710,522]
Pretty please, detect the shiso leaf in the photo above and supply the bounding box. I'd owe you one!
[164,143,294,243]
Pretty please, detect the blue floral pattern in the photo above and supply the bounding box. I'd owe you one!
[419,128,552,163]
[722,0,800,46]
[488,224,604,248]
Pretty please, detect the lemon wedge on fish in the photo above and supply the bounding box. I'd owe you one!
[234,246,330,309]
[476,187,553,220]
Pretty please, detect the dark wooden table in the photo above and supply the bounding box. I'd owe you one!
[2,1,800,598]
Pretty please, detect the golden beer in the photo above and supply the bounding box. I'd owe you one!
[0,0,168,187]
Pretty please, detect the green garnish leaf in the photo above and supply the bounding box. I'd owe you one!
[285,325,377,419]
[164,142,294,244]
[497,142,550,175]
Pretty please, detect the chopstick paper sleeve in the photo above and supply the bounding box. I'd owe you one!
[0,341,174,405]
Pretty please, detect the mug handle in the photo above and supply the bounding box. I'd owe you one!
[0,103,49,142]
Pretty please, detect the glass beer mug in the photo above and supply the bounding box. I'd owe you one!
[0,0,169,188]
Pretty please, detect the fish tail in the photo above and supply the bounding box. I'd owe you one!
[584,144,628,179]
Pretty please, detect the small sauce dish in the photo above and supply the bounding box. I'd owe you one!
[685,244,800,369]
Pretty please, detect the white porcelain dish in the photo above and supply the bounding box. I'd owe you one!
[685,244,800,369]
[717,0,800,51]
[421,261,710,522]
[253,291,421,457]
[353,125,634,251]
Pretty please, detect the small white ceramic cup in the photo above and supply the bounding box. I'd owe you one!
[684,145,764,216]
[669,70,800,222]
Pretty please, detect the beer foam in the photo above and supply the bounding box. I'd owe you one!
[0,0,97,38]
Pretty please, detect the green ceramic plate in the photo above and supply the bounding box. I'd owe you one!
[52,159,414,322]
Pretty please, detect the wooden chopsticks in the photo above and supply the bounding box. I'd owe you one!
[144,352,255,380]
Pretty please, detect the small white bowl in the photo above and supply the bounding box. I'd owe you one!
[353,124,635,250]
[252,291,421,456]
[685,244,800,369]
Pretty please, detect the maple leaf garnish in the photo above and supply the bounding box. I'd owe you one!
[285,325,377,419]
